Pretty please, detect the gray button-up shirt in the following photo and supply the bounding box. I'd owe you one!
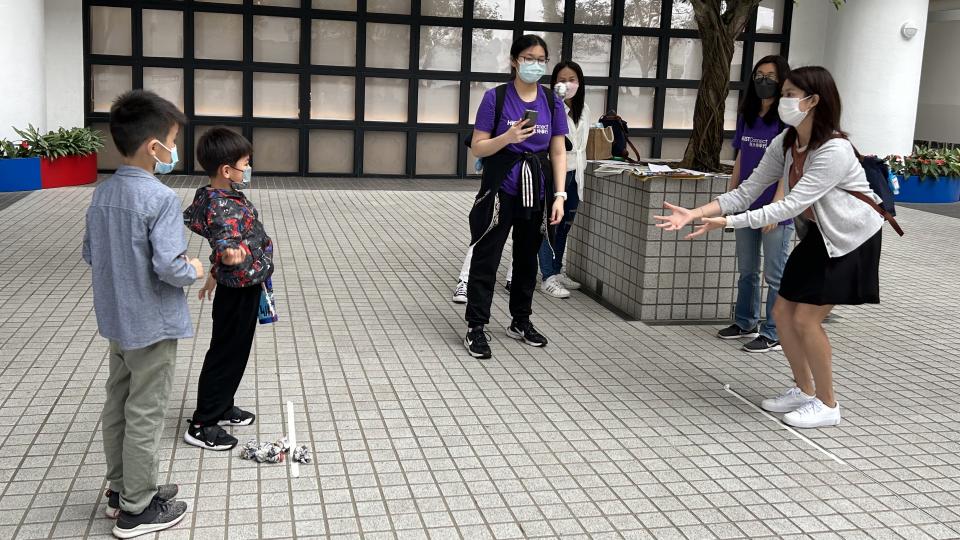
[82,166,198,350]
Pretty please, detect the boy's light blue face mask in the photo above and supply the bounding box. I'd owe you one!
[229,165,253,191]
[152,141,179,175]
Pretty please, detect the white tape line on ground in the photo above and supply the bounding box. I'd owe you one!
[286,401,299,478]
[723,384,846,466]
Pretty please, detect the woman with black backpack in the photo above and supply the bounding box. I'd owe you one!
[655,66,887,428]
[463,34,568,359]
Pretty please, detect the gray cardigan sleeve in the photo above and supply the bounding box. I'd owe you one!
[150,192,198,287]
[716,131,787,215]
[726,138,852,229]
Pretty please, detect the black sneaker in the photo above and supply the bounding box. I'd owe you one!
[506,319,548,347]
[716,324,760,340]
[464,326,492,359]
[504,280,511,291]
[112,494,187,539]
[743,335,783,353]
[218,406,256,427]
[105,485,179,519]
[183,422,238,451]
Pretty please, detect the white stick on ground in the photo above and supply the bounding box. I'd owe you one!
[286,400,299,478]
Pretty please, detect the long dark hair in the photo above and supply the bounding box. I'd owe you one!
[509,34,549,80]
[551,61,586,124]
[781,66,846,152]
[739,55,790,128]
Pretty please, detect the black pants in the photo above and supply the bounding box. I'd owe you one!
[191,283,261,425]
[466,191,544,327]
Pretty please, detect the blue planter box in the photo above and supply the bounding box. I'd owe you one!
[0,157,42,192]
[894,175,960,204]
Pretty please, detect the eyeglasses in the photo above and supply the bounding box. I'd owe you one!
[518,56,549,66]
[753,74,778,83]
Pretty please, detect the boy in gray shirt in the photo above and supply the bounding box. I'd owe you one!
[82,90,203,538]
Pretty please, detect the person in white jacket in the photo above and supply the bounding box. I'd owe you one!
[655,66,888,429]
[451,61,590,303]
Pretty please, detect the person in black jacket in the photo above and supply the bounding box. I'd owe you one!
[464,35,568,359]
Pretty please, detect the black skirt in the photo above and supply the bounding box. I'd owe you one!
[778,223,881,306]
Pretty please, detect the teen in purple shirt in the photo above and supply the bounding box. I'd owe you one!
[716,55,795,353]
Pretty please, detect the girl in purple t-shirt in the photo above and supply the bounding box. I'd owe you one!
[716,55,795,353]
[462,35,569,360]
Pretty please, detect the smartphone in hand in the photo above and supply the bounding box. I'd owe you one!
[522,109,538,127]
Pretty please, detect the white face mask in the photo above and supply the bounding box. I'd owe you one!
[778,95,813,127]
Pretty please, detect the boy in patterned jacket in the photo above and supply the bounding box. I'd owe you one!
[182,128,274,451]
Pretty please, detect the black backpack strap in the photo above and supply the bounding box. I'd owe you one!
[492,84,508,135]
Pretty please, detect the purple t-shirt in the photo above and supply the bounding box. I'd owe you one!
[475,84,568,197]
[733,114,789,215]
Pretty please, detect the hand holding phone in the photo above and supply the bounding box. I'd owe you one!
[522,109,538,126]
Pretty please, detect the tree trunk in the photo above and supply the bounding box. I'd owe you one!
[680,1,760,172]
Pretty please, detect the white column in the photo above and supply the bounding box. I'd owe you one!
[0,0,46,140]
[45,0,85,131]
[820,0,929,157]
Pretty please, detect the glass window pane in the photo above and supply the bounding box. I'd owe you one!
[474,0,514,20]
[631,137,652,159]
[471,29,513,74]
[624,0,661,28]
[366,23,410,69]
[143,68,184,111]
[526,31,562,63]
[585,86,607,119]
[312,20,356,66]
[419,26,462,71]
[465,145,481,176]
[725,91,739,131]
[422,0,462,17]
[91,123,123,169]
[617,87,655,128]
[143,10,183,58]
[672,1,727,29]
[256,0,300,6]
[667,39,742,81]
[310,76,355,120]
[757,0,784,34]
[253,73,299,119]
[416,133,457,175]
[364,78,408,122]
[721,138,736,160]
[363,132,406,175]
[660,138,689,159]
[525,0,564,23]
[91,65,132,113]
[418,80,460,124]
[253,128,299,173]
[254,16,300,64]
[194,125,243,172]
[573,34,611,77]
[90,7,131,56]
[575,0,612,25]
[468,81,499,124]
[309,130,354,173]
[314,0,355,10]
[368,0,410,14]
[620,36,658,79]
[753,42,781,65]
[730,41,745,81]
[195,13,243,61]
[664,88,696,129]
[195,70,243,117]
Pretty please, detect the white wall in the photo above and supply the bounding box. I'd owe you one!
[787,0,832,68]
[915,1,960,144]
[0,0,46,140]
[45,0,84,131]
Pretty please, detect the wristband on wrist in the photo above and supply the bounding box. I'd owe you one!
[554,191,567,200]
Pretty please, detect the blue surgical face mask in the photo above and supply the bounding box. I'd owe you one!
[230,165,253,191]
[152,141,178,175]
[518,62,546,84]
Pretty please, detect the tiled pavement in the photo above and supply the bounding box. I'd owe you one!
[0,177,958,539]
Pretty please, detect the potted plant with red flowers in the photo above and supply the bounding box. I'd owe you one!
[886,146,960,203]
[0,125,104,192]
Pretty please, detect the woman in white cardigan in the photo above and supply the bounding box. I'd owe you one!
[655,66,888,429]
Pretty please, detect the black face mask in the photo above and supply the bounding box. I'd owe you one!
[754,78,778,100]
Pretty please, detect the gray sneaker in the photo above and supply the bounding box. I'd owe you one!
[112,495,187,539]
[105,484,178,519]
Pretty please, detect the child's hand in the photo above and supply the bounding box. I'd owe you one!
[222,247,245,266]
[188,257,205,279]
[198,274,216,300]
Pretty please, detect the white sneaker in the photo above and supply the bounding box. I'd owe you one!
[760,387,816,413]
[557,272,581,290]
[452,280,468,304]
[782,398,841,428]
[541,276,570,298]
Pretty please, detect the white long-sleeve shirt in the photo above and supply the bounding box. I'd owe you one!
[564,102,591,199]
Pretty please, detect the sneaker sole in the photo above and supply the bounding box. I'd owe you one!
[112,511,186,539]
[463,337,491,359]
[743,344,783,353]
[542,290,570,299]
[505,328,547,347]
[217,418,254,427]
[718,332,760,340]
[451,296,467,304]
[182,431,237,451]
[782,415,842,429]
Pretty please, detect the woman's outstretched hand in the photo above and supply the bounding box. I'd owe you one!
[686,216,727,240]
[653,202,695,231]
